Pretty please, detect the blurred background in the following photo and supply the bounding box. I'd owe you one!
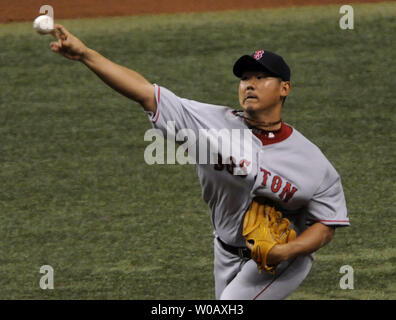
[0,0,395,299]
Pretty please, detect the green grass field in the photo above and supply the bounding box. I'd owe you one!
[0,2,395,300]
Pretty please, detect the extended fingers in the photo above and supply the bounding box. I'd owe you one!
[55,24,69,39]
[51,24,69,41]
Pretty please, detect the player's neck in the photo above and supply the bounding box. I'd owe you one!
[256,120,282,131]
[243,107,282,131]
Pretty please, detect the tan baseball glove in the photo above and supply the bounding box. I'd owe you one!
[242,200,296,274]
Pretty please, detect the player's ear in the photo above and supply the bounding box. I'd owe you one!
[280,81,291,99]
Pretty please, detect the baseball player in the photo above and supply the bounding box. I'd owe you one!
[50,24,349,300]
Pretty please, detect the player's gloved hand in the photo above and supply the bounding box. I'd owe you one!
[242,200,296,274]
[50,24,88,61]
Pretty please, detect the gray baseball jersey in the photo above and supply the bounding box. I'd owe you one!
[145,84,349,299]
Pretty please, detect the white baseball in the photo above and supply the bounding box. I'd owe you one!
[33,15,54,35]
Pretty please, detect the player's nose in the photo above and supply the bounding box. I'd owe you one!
[245,77,258,89]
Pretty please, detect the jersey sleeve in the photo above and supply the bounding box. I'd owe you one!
[305,166,350,227]
[145,84,230,138]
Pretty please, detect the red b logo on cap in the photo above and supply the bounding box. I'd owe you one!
[253,50,265,60]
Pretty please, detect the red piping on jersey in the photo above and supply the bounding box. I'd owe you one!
[153,110,160,124]
[253,258,297,300]
[152,86,161,123]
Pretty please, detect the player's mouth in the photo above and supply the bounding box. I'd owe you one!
[245,95,258,102]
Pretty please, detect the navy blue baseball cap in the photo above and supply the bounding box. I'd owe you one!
[233,50,291,81]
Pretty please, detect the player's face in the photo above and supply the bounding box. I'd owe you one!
[238,71,286,116]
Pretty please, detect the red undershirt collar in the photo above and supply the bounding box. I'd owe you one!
[250,121,293,146]
[231,111,293,146]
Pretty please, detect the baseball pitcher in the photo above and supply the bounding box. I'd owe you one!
[50,24,349,300]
